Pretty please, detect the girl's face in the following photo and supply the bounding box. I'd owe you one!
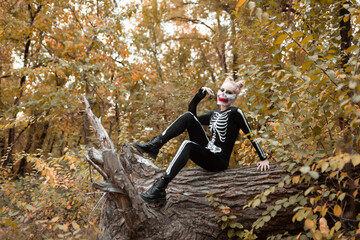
[217,82,237,106]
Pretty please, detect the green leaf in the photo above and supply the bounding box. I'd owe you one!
[338,192,346,201]
[320,162,329,172]
[221,221,228,230]
[221,215,228,222]
[289,195,297,204]
[230,222,243,229]
[308,55,318,61]
[290,94,299,102]
[313,126,322,135]
[304,186,314,196]
[326,70,336,80]
[334,221,341,231]
[263,215,271,222]
[275,198,288,205]
[252,199,261,207]
[300,166,310,174]
[309,171,319,179]
[25,204,35,211]
[227,229,235,238]
[274,205,281,211]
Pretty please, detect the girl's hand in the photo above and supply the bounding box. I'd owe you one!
[257,159,270,171]
[201,87,215,97]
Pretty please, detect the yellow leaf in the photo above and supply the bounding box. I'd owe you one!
[236,0,247,8]
[305,219,315,230]
[72,221,80,230]
[292,31,304,38]
[275,34,287,45]
[308,145,316,151]
[292,212,299,222]
[321,162,329,172]
[292,175,300,184]
[58,224,68,232]
[313,230,322,240]
[351,155,360,167]
[301,35,313,45]
[321,204,328,217]
[51,216,59,223]
[319,217,329,238]
[333,204,342,217]
[329,171,337,178]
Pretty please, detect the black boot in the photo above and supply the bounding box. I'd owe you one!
[132,136,163,159]
[140,176,169,204]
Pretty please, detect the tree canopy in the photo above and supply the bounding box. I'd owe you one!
[1,0,359,239]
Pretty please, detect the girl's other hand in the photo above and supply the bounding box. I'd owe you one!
[201,87,215,97]
[256,159,270,171]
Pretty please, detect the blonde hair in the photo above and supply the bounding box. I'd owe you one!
[223,76,245,95]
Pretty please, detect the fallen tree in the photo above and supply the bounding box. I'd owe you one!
[83,97,306,239]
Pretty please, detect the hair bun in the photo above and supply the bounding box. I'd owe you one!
[224,76,245,94]
[236,80,245,90]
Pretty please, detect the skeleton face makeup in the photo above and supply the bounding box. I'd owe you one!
[217,82,237,106]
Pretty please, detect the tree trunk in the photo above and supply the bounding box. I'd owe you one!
[2,4,42,168]
[83,97,305,239]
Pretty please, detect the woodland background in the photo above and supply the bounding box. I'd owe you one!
[0,0,360,239]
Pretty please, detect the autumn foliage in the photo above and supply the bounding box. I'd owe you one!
[1,0,360,239]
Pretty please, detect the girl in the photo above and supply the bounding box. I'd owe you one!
[133,77,270,204]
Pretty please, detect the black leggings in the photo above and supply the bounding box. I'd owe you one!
[161,112,228,180]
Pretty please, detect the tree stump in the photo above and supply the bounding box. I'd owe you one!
[83,97,304,239]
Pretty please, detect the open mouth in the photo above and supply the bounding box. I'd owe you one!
[218,97,229,103]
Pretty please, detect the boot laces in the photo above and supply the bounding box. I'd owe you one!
[147,177,163,194]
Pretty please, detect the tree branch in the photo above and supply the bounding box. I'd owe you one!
[166,16,215,34]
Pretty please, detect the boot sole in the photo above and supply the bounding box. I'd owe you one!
[132,143,158,160]
[139,193,166,205]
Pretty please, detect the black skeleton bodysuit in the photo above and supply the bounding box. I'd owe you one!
[162,89,267,180]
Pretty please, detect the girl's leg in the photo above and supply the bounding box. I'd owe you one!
[164,140,228,180]
[139,113,217,204]
[133,112,208,159]
[161,112,209,146]
[140,140,227,204]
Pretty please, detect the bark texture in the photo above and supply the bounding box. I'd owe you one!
[83,97,304,240]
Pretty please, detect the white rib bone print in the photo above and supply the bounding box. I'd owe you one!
[209,109,231,143]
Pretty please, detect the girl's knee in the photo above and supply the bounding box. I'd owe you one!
[182,111,197,122]
[179,140,192,148]
[183,111,194,118]
[178,140,197,153]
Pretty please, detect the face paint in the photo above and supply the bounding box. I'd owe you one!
[217,90,237,106]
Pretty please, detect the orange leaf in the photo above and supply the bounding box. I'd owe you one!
[236,0,247,8]
[353,189,358,198]
[292,175,300,184]
[333,204,342,217]
[305,219,315,230]
[221,208,231,214]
